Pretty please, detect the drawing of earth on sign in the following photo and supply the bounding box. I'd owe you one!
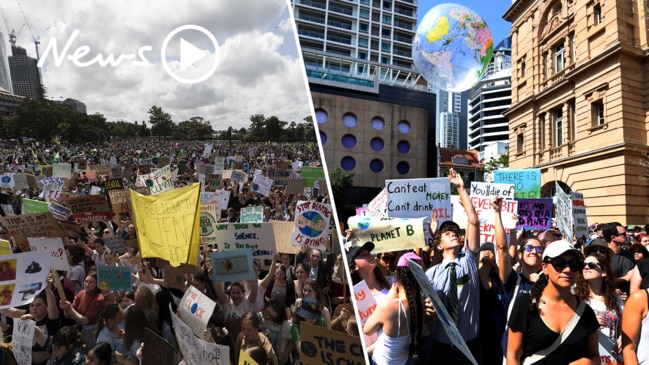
[296,211,327,237]
[354,217,371,231]
[251,183,260,192]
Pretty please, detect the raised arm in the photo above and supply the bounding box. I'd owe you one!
[260,254,280,290]
[449,168,479,253]
[492,196,510,282]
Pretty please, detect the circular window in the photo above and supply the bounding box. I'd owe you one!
[342,113,357,127]
[319,131,327,145]
[341,156,356,171]
[396,161,410,175]
[315,109,328,124]
[370,137,384,151]
[341,134,357,148]
[397,120,411,133]
[397,140,411,154]
[371,117,385,131]
[369,159,384,173]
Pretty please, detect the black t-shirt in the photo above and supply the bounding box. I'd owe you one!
[614,250,635,294]
[637,258,649,289]
[508,293,599,364]
[33,315,60,352]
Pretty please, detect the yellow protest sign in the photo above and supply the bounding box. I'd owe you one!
[130,183,201,267]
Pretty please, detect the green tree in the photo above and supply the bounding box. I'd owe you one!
[148,106,175,137]
[481,147,510,182]
[248,114,266,142]
[329,167,354,219]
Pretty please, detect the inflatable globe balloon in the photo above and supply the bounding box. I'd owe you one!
[413,3,493,92]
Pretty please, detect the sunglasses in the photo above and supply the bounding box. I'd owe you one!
[523,245,543,254]
[544,257,584,272]
[591,247,609,255]
[381,255,395,263]
[584,262,601,270]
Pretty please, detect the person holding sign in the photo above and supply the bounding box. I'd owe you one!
[59,271,106,349]
[425,168,482,364]
[213,274,259,341]
[234,311,279,365]
[506,240,600,364]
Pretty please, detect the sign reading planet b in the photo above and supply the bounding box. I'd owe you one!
[413,3,493,92]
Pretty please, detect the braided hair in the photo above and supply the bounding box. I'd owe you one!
[394,266,423,355]
[527,273,549,312]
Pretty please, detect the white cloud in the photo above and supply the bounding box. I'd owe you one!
[5,0,311,130]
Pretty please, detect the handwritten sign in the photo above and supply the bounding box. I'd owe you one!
[516,199,552,230]
[27,238,69,272]
[67,195,112,224]
[298,323,365,365]
[347,216,425,252]
[38,177,65,199]
[103,178,124,191]
[385,178,451,224]
[210,249,255,282]
[271,221,300,254]
[131,183,201,267]
[52,163,72,179]
[353,280,377,327]
[97,265,132,292]
[12,319,35,365]
[136,165,174,195]
[251,175,273,197]
[0,212,64,253]
[213,223,275,259]
[171,309,230,365]
[143,328,176,365]
[555,181,573,240]
[179,285,217,338]
[291,200,332,249]
[199,204,218,246]
[572,192,589,240]
[494,169,541,199]
[240,206,264,223]
[366,188,387,217]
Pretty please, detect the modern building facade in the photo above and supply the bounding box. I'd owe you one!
[468,37,512,155]
[0,31,12,94]
[503,0,649,223]
[435,89,468,149]
[9,45,41,99]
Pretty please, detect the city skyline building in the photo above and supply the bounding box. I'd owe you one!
[9,45,41,99]
[0,31,12,93]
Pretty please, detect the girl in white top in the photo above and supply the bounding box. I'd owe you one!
[214,278,258,342]
[363,252,423,365]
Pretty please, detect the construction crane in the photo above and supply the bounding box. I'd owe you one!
[0,3,23,48]
[18,3,39,60]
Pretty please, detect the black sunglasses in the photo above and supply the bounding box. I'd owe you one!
[544,257,584,272]
[584,262,601,270]
[523,245,543,254]
[591,247,609,255]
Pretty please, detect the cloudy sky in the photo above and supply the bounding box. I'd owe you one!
[1,0,313,130]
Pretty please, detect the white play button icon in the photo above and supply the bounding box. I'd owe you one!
[161,25,220,84]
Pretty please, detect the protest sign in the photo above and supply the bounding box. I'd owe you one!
[598,332,622,365]
[27,238,70,272]
[0,251,51,309]
[102,235,128,255]
[407,259,478,365]
[199,204,218,246]
[572,192,589,240]
[67,195,112,224]
[130,183,201,267]
[0,239,11,256]
[162,263,199,290]
[210,249,255,282]
[143,328,176,365]
[240,206,264,223]
[271,221,301,254]
[97,265,132,292]
[38,177,65,199]
[110,166,123,178]
[214,158,224,175]
[179,285,216,337]
[202,143,213,159]
[171,310,230,365]
[93,164,111,177]
[516,199,552,230]
[13,173,28,190]
[494,169,541,199]
[49,202,72,221]
[136,165,174,195]
[12,319,35,365]
[213,222,276,259]
[251,175,273,197]
[53,163,72,179]
[205,174,222,189]
[109,189,131,214]
[0,212,64,252]
[103,178,124,191]
[385,178,452,222]
[469,182,518,243]
[0,173,14,189]
[299,166,325,188]
[555,182,573,240]
[231,170,245,183]
[290,200,332,249]
[270,168,291,187]
[347,216,425,252]
[22,199,48,215]
[353,280,377,327]
[1,204,13,216]
[238,351,258,365]
[298,322,365,365]
[58,221,85,240]
[366,187,387,217]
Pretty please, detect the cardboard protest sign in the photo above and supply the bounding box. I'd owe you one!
[285,178,303,193]
[347,216,426,253]
[143,328,176,365]
[271,221,301,254]
[205,174,222,189]
[240,206,264,223]
[67,195,112,224]
[162,263,198,290]
[210,249,255,282]
[407,259,478,365]
[385,178,452,224]
[58,221,85,240]
[0,251,51,309]
[179,285,216,337]
[555,181,573,240]
[103,178,124,191]
[38,177,65,200]
[298,322,365,365]
[131,183,201,267]
[494,169,541,199]
[53,163,72,179]
[109,189,131,214]
[136,165,174,195]
[171,310,230,365]
[515,199,552,230]
[102,235,128,255]
[199,204,218,246]
[97,265,132,292]
[22,199,48,215]
[571,192,589,240]
[27,238,70,272]
[12,318,35,365]
[231,170,245,183]
[290,200,333,249]
[110,166,123,178]
[92,164,111,177]
[213,222,276,259]
[0,212,64,253]
[13,173,28,190]
[0,173,14,189]
[251,175,273,197]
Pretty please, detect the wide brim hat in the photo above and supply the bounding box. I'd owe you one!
[346,241,374,268]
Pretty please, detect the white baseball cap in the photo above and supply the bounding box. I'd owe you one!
[542,240,584,261]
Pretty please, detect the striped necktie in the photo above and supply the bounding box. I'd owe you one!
[446,262,459,325]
